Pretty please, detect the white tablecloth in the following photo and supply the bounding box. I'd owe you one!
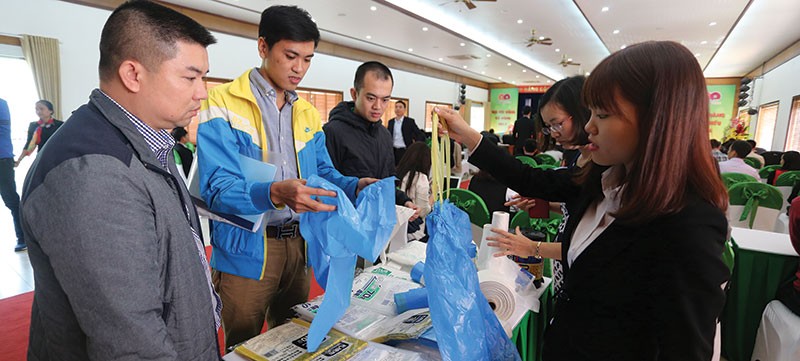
[731,227,797,256]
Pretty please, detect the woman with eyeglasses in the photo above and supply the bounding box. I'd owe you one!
[435,41,728,359]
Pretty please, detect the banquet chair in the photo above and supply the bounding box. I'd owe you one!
[515,155,538,168]
[775,171,800,213]
[533,153,558,166]
[727,182,784,231]
[721,172,759,189]
[751,300,800,361]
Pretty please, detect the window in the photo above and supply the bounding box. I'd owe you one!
[296,87,343,124]
[0,56,40,186]
[425,101,453,131]
[380,98,409,127]
[788,96,800,151]
[754,102,778,151]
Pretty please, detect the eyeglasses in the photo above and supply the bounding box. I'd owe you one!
[542,116,570,136]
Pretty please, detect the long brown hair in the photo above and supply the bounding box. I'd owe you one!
[396,142,432,195]
[582,41,728,224]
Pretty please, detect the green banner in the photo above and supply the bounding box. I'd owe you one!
[707,84,736,141]
[490,88,519,133]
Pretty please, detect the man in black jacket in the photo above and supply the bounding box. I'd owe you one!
[387,100,423,165]
[324,61,418,219]
[513,106,535,155]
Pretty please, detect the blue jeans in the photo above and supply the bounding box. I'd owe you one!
[0,158,23,244]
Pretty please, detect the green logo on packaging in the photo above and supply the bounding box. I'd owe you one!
[353,276,381,301]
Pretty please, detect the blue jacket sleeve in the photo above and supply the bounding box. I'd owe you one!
[197,99,277,215]
[310,131,358,203]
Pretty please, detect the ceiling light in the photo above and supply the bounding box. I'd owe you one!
[620,45,627,49]
[365,35,372,39]
[709,21,717,26]
[585,72,590,76]
[567,58,573,62]
[517,19,523,24]
[486,54,491,57]
[612,29,620,34]
[535,75,540,78]
[555,48,560,52]
[601,6,609,12]
[498,77,502,80]
[538,36,545,40]
[422,27,428,31]
[507,62,512,66]
[438,57,443,61]
[481,71,486,74]
[694,53,701,57]
[463,65,468,69]
[546,80,551,83]
[522,69,527,73]
[512,81,516,84]
[459,42,465,47]
[370,6,377,11]
[701,40,708,45]
[408,48,413,52]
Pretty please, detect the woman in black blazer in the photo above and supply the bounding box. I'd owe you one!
[435,41,729,360]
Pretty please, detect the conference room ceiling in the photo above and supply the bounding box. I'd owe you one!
[161,0,800,85]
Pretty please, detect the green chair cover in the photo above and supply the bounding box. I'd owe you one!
[533,153,558,166]
[727,182,783,229]
[721,173,759,189]
[774,170,800,187]
[509,210,563,278]
[722,238,735,275]
[515,156,538,168]
[758,164,781,180]
[533,164,559,170]
[743,157,761,169]
[447,188,491,227]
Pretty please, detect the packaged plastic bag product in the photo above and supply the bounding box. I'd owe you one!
[299,175,396,352]
[424,201,521,361]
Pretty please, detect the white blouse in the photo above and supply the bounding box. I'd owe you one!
[567,166,624,266]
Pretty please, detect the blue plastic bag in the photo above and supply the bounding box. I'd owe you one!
[424,200,521,361]
[299,175,396,352]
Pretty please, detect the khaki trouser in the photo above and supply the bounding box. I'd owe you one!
[212,235,309,349]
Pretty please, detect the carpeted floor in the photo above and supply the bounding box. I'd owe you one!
[0,246,325,361]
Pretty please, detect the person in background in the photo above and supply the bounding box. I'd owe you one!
[21,1,221,359]
[748,139,767,155]
[323,61,419,218]
[387,99,423,165]
[197,5,376,349]
[768,150,800,185]
[746,139,765,168]
[0,98,24,252]
[480,128,501,144]
[710,139,728,163]
[171,126,194,177]
[468,169,510,214]
[436,40,729,359]
[522,139,539,157]
[719,140,760,179]
[14,100,63,167]
[512,105,535,155]
[396,142,432,241]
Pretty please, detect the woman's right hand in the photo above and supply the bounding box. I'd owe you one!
[433,107,481,150]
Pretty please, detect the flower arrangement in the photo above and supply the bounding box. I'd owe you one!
[723,117,749,142]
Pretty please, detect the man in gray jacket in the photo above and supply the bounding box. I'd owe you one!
[21,1,221,359]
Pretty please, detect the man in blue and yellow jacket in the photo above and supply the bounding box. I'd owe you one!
[196,5,375,349]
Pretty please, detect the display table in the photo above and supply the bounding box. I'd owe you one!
[721,227,799,361]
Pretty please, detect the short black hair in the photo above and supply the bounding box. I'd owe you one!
[259,5,320,50]
[710,139,721,148]
[171,126,188,141]
[746,139,757,147]
[395,100,406,108]
[523,139,538,153]
[522,106,532,116]
[36,100,54,112]
[489,129,495,134]
[354,61,393,91]
[730,140,752,159]
[99,0,216,82]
